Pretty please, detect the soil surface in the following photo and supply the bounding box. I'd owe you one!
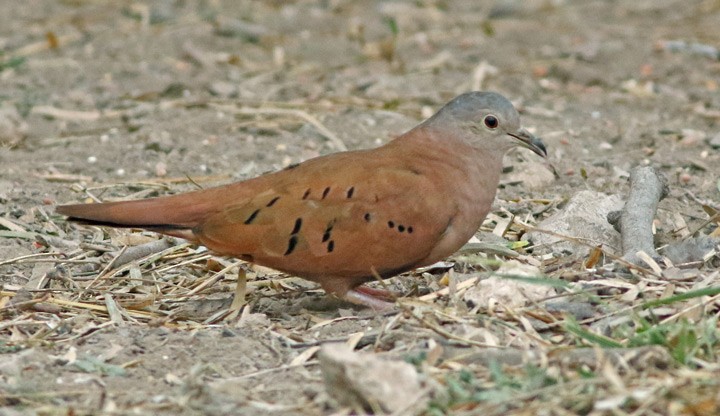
[1,1,719,415]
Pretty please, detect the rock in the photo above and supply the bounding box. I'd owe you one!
[707,133,720,149]
[0,179,18,204]
[503,161,555,189]
[663,236,718,265]
[527,190,623,257]
[463,260,554,309]
[0,349,50,385]
[0,104,28,146]
[679,128,706,146]
[318,343,425,414]
[209,81,238,98]
[544,301,596,320]
[235,312,272,329]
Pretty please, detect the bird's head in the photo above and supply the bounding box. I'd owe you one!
[428,91,547,158]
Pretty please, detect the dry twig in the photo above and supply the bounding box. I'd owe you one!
[607,166,669,265]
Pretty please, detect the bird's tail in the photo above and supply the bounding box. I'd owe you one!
[56,189,225,240]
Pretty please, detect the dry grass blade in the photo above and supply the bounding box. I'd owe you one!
[108,238,175,269]
[183,259,243,298]
[0,252,64,267]
[46,297,158,320]
[224,268,248,321]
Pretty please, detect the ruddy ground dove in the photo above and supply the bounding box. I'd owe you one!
[57,92,547,309]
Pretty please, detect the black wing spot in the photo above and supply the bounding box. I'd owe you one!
[398,225,405,232]
[284,235,298,255]
[302,189,311,200]
[291,218,302,235]
[322,220,334,243]
[327,240,335,253]
[407,226,414,234]
[322,187,331,199]
[388,221,395,228]
[346,187,355,198]
[244,209,261,224]
[266,196,281,207]
[364,213,371,222]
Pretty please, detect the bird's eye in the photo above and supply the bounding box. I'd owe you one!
[484,115,499,129]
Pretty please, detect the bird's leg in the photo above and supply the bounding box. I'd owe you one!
[343,289,395,311]
[320,280,395,310]
[353,285,400,301]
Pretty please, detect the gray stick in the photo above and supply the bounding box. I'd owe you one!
[607,166,669,265]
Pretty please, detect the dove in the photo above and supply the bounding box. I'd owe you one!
[57,91,547,309]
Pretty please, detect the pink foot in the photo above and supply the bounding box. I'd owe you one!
[343,289,395,311]
[354,285,400,301]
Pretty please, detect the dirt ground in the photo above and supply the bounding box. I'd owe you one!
[1,1,719,415]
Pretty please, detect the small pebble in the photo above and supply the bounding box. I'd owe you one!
[532,65,549,77]
[273,46,285,67]
[155,162,167,177]
[202,135,219,146]
[678,172,692,184]
[209,81,238,98]
[708,133,720,149]
[679,129,705,146]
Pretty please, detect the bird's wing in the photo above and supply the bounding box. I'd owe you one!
[194,163,458,280]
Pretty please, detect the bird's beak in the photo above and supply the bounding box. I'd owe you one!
[508,128,547,158]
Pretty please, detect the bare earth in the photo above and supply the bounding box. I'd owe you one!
[1,1,719,415]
